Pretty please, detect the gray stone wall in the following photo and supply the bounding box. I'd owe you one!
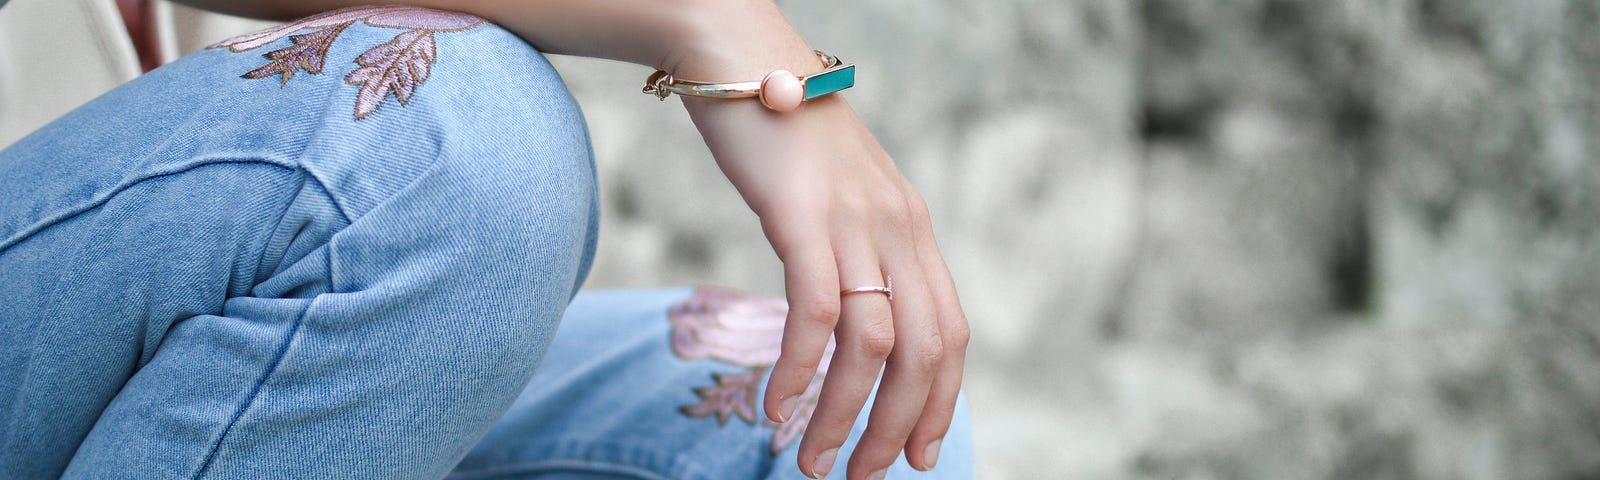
[552,0,1600,478]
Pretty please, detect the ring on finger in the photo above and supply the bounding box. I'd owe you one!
[840,274,893,301]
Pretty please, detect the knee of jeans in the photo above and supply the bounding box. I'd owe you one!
[404,20,600,280]
[331,17,596,207]
[189,9,592,163]
[422,21,596,178]
[328,14,587,133]
[169,12,599,293]
[247,13,600,231]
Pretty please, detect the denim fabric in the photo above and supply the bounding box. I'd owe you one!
[0,14,972,480]
[454,288,975,480]
[1,20,598,478]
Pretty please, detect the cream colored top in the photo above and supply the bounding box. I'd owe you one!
[0,0,268,148]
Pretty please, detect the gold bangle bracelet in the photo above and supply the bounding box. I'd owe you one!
[641,50,856,112]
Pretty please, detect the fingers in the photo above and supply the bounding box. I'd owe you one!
[763,215,842,425]
[762,168,965,478]
[795,242,893,479]
[845,250,941,480]
[901,190,969,471]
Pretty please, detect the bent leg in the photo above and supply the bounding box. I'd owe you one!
[0,9,597,479]
[451,288,975,480]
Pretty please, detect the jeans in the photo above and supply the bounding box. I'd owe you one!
[0,9,971,479]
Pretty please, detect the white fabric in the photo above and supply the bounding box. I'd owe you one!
[0,0,269,149]
[168,3,271,58]
[0,0,139,148]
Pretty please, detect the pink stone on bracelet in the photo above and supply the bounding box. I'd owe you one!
[758,70,805,112]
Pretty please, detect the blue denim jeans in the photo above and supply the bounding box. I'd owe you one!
[0,10,970,479]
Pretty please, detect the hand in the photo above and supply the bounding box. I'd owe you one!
[682,87,969,479]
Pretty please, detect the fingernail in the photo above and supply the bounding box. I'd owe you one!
[921,439,942,470]
[866,468,888,480]
[810,448,838,478]
[779,395,799,422]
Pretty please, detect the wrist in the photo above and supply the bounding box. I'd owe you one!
[662,0,819,82]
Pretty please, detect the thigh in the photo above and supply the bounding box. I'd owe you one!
[450,288,975,480]
[0,7,599,478]
[0,159,307,479]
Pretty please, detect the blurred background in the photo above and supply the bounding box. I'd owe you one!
[16,0,1600,478]
[549,0,1600,478]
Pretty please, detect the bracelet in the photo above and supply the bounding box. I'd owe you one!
[641,50,856,113]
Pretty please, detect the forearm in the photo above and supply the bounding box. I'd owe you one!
[172,0,819,80]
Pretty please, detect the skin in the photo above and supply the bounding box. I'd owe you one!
[176,1,971,478]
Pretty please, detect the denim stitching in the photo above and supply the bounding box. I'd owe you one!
[244,170,312,291]
[187,167,352,478]
[446,460,670,480]
[449,436,726,480]
[189,298,317,479]
[0,159,299,254]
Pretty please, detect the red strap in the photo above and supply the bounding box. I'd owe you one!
[115,0,161,73]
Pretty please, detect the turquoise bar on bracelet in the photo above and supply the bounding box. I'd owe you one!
[803,64,855,100]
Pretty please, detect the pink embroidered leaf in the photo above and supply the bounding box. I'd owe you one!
[670,288,787,367]
[669,287,838,372]
[211,6,485,52]
[766,375,825,455]
[364,9,485,31]
[215,6,488,120]
[669,288,841,456]
[680,367,767,426]
[210,6,410,52]
[243,22,351,84]
[343,29,437,119]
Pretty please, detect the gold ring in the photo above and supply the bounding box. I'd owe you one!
[840,274,893,301]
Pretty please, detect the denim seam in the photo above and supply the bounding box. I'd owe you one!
[450,438,728,480]
[0,47,354,255]
[239,165,356,293]
[188,170,345,478]
[288,162,353,224]
[1,47,276,248]
[243,170,313,292]
[0,160,305,472]
[0,159,301,255]
[288,38,434,225]
[189,298,317,479]
[446,460,670,480]
[256,42,365,225]
[289,124,431,227]
[136,166,314,370]
[290,129,356,224]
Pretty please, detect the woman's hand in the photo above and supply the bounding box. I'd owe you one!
[635,1,974,477]
[683,93,969,480]
[677,28,970,473]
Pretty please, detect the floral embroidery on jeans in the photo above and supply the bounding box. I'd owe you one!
[211,6,486,119]
[669,288,835,455]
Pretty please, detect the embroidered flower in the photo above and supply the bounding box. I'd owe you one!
[680,367,767,426]
[239,21,348,84]
[212,6,486,119]
[669,287,836,455]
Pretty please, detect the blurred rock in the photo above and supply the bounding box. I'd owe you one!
[1104,0,1600,479]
